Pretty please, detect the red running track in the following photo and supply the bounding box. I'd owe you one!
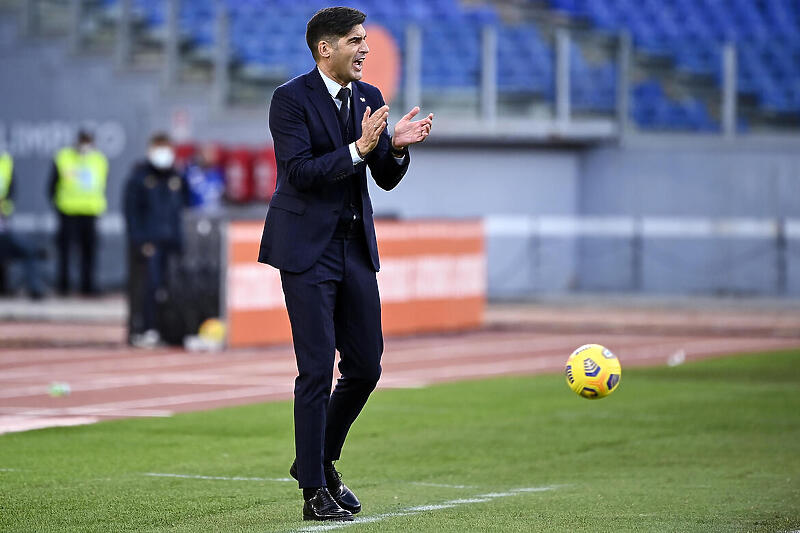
[1,319,799,434]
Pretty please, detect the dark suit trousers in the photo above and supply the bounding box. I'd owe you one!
[56,213,97,294]
[280,228,383,488]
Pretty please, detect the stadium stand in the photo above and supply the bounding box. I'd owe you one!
[546,0,800,124]
[93,0,799,130]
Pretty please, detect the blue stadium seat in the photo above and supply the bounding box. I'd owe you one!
[498,25,553,97]
[569,42,616,112]
[632,79,718,131]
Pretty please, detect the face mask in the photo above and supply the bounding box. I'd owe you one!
[78,143,93,154]
[148,147,175,170]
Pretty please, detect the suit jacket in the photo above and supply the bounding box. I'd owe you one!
[258,67,410,273]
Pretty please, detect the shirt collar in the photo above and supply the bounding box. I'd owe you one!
[317,67,352,100]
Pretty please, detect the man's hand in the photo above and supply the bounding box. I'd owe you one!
[355,105,389,157]
[392,107,434,149]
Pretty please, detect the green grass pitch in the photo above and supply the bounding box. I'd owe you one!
[1,349,799,532]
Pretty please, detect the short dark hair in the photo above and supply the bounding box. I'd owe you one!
[148,132,172,146]
[77,129,94,144]
[306,7,366,61]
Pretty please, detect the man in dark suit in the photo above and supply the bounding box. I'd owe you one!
[258,6,433,522]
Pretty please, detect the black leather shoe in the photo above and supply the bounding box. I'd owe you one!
[325,464,362,515]
[302,487,353,521]
[290,460,362,515]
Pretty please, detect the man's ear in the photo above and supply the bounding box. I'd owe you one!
[317,41,330,59]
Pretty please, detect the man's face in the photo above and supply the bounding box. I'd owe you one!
[324,24,369,85]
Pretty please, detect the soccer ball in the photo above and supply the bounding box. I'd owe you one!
[564,344,622,399]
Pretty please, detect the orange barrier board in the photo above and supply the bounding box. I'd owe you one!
[226,220,486,348]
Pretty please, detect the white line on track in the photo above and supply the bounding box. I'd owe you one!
[0,385,287,417]
[0,353,298,379]
[0,373,294,400]
[0,407,173,417]
[294,486,558,532]
[143,472,293,483]
[0,415,101,434]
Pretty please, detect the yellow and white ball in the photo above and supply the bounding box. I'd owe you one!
[565,344,622,399]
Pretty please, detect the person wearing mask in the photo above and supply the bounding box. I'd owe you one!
[48,130,109,296]
[123,133,189,348]
[0,150,46,299]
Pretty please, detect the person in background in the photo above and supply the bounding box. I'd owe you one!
[0,150,46,299]
[48,130,108,296]
[123,132,189,348]
[183,143,225,211]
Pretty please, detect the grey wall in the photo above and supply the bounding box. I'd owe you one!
[367,145,582,295]
[579,140,800,218]
[575,139,800,296]
[367,146,580,218]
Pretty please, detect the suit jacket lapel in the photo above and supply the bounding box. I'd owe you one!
[351,82,365,143]
[305,68,343,147]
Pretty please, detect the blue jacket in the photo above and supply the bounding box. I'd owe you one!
[258,68,410,273]
[123,161,188,249]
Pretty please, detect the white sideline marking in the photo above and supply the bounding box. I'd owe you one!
[295,486,557,532]
[404,504,455,512]
[143,472,293,483]
[409,482,476,489]
[513,486,558,492]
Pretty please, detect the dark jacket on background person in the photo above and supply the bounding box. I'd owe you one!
[123,161,189,249]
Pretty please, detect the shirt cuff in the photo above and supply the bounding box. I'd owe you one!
[349,142,363,165]
[390,138,407,163]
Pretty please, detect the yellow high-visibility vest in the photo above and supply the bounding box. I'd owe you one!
[0,152,13,216]
[54,147,108,216]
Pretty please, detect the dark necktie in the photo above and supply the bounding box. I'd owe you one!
[336,87,351,129]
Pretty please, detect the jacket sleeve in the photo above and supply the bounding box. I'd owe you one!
[365,92,410,191]
[8,168,15,200]
[268,85,355,192]
[123,172,145,245]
